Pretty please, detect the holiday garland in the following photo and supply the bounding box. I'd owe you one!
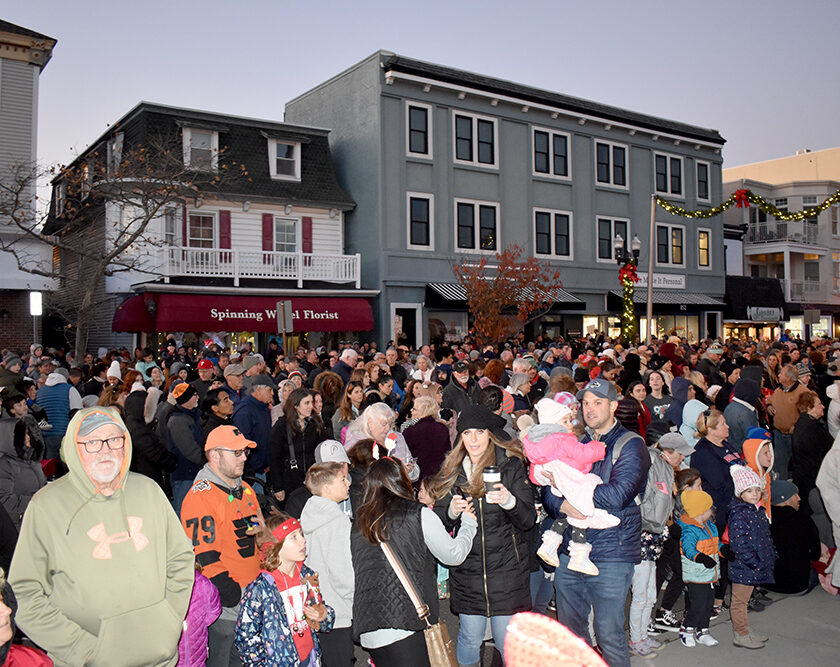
[619,261,638,344]
[655,187,840,221]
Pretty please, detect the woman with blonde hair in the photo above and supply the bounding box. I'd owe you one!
[402,396,451,480]
[344,403,419,481]
[431,404,535,666]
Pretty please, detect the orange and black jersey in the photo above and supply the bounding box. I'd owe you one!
[181,475,263,606]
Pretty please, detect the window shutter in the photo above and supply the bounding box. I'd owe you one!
[219,210,231,262]
[182,206,187,246]
[302,216,313,253]
[262,213,274,265]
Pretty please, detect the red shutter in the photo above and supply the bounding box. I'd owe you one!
[219,210,231,262]
[302,216,313,253]
[262,213,274,264]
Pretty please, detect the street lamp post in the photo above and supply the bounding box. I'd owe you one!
[614,233,642,345]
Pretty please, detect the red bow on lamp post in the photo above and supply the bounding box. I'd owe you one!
[734,188,751,208]
[618,263,639,284]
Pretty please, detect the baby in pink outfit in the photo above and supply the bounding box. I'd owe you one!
[521,399,620,576]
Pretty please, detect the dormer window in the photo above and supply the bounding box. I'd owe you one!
[183,127,218,171]
[268,139,301,181]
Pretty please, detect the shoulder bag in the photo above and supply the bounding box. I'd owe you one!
[380,541,458,667]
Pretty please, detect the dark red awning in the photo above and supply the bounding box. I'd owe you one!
[113,294,155,333]
[112,293,373,333]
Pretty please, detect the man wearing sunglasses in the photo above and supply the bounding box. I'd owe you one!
[9,407,194,665]
[181,425,264,667]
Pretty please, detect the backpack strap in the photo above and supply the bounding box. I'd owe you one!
[610,430,643,506]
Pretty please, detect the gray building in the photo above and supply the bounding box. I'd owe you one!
[0,20,56,351]
[286,52,727,346]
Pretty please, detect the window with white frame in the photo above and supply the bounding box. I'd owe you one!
[187,212,215,248]
[656,223,685,266]
[596,217,628,261]
[274,217,297,253]
[455,199,499,252]
[833,253,840,293]
[698,228,711,269]
[107,132,124,175]
[164,208,177,246]
[832,206,840,236]
[268,140,301,180]
[407,193,434,250]
[774,198,788,221]
[802,195,819,225]
[749,207,767,224]
[533,128,570,178]
[406,103,432,158]
[183,128,218,171]
[56,182,66,216]
[654,153,683,196]
[696,160,710,201]
[534,209,573,259]
[80,162,92,199]
[453,112,497,167]
[595,141,627,188]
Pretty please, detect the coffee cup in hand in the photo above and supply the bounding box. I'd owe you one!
[483,466,501,502]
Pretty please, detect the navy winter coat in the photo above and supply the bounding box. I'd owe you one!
[543,421,650,563]
[691,437,743,533]
[727,498,777,586]
[232,395,272,473]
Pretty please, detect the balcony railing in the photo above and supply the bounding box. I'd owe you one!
[746,221,819,245]
[162,247,361,288]
[779,278,827,303]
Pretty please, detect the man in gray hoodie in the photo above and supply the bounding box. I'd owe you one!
[301,460,354,667]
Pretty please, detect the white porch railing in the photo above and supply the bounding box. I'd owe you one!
[162,247,361,288]
[779,278,828,303]
[746,221,819,245]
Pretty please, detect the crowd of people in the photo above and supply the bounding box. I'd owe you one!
[1,330,839,667]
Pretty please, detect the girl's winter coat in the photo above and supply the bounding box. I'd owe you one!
[677,514,720,583]
[177,571,221,667]
[727,499,777,586]
[235,565,335,667]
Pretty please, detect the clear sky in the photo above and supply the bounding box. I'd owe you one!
[7,0,840,175]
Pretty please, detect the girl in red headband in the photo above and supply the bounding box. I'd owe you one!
[235,513,335,665]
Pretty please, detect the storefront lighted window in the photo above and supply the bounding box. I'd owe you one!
[583,316,621,340]
[639,315,700,342]
[782,316,803,339]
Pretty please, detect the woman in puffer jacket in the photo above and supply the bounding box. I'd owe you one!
[0,416,46,528]
[432,405,535,667]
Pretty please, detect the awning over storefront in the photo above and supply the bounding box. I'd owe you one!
[723,276,787,321]
[608,289,726,307]
[425,282,586,310]
[113,293,373,333]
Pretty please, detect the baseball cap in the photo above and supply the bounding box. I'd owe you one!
[77,409,124,437]
[223,363,245,377]
[204,425,256,452]
[576,378,618,401]
[452,360,469,373]
[522,354,539,368]
[197,359,214,370]
[708,343,724,354]
[314,439,351,464]
[658,432,695,457]
[771,479,799,505]
[250,375,276,388]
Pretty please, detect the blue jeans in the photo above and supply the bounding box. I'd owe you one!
[772,429,792,479]
[554,554,634,667]
[171,479,192,519]
[530,569,554,615]
[456,613,512,665]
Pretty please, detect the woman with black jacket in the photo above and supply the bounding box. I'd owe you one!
[0,416,46,528]
[352,457,476,666]
[124,389,176,494]
[268,388,326,495]
[432,404,535,667]
[791,390,833,507]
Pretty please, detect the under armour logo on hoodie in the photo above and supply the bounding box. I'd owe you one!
[87,517,150,559]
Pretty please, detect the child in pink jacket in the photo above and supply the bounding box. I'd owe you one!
[521,400,620,576]
[178,566,222,667]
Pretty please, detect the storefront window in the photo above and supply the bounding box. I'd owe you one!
[427,311,468,345]
[782,316,803,340]
[639,315,699,342]
[812,316,832,339]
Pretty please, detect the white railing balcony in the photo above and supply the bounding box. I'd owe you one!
[780,278,828,303]
[162,247,361,288]
[746,221,820,245]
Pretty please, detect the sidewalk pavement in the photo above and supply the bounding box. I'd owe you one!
[631,587,840,666]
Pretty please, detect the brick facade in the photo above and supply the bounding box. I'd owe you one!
[0,289,40,354]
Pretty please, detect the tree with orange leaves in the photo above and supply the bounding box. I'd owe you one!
[453,244,564,345]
